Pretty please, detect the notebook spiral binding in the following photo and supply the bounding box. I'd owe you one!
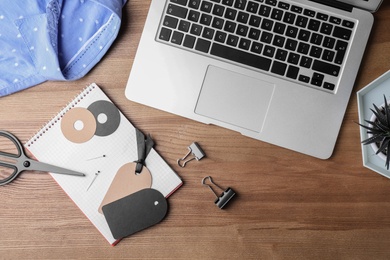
[26,83,96,147]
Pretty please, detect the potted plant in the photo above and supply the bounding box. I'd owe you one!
[359,95,390,170]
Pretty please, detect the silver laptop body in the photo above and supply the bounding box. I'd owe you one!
[126,0,382,159]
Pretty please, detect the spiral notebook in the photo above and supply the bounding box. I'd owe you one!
[26,83,182,245]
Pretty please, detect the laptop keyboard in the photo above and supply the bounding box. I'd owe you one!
[157,0,355,93]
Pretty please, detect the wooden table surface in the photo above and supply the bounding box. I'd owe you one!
[1,1,390,259]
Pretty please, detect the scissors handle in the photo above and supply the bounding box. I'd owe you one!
[0,130,85,186]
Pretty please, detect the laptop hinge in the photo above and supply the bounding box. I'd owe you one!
[309,0,353,12]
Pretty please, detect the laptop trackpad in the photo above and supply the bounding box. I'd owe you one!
[195,66,275,133]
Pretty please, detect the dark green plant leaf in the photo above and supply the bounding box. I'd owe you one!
[376,137,390,155]
[362,133,385,145]
[386,140,390,170]
[385,95,390,126]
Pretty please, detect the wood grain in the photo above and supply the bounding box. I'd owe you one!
[0,1,390,259]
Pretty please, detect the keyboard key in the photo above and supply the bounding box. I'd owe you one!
[322,49,335,62]
[183,34,196,48]
[189,0,201,9]
[291,5,302,14]
[299,56,312,68]
[224,21,237,32]
[213,4,226,16]
[329,16,341,25]
[171,31,184,44]
[310,33,323,45]
[212,17,224,29]
[171,0,188,6]
[298,29,310,41]
[312,60,340,77]
[295,15,308,28]
[324,82,335,91]
[283,12,295,24]
[200,13,213,25]
[248,28,261,40]
[265,0,277,6]
[308,19,320,31]
[297,42,310,54]
[309,46,322,58]
[237,24,249,36]
[178,20,191,32]
[287,52,300,65]
[261,18,274,31]
[163,16,179,29]
[333,26,352,40]
[286,26,298,38]
[311,72,324,86]
[303,9,315,17]
[320,23,333,35]
[263,45,276,57]
[201,1,213,13]
[285,39,297,51]
[271,61,287,76]
[190,23,202,35]
[259,5,271,17]
[286,65,299,79]
[210,43,272,71]
[316,12,328,21]
[237,11,250,23]
[195,38,211,52]
[222,0,234,6]
[271,8,284,21]
[225,8,237,19]
[261,31,273,43]
[159,27,172,41]
[227,34,239,46]
[249,15,262,27]
[167,4,188,19]
[342,20,354,29]
[299,75,310,83]
[251,42,263,54]
[275,49,288,61]
[334,40,348,64]
[273,22,286,34]
[202,27,215,39]
[278,2,290,10]
[234,0,247,10]
[272,35,285,47]
[239,38,251,50]
[214,30,227,42]
[247,1,259,13]
[323,36,335,49]
[188,10,200,22]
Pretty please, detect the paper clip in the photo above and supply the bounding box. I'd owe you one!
[202,176,236,209]
[177,142,205,168]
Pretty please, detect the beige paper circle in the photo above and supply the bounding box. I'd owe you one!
[98,162,152,213]
[61,107,97,143]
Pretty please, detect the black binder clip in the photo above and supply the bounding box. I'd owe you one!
[202,176,236,209]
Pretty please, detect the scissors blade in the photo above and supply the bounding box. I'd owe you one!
[27,159,85,177]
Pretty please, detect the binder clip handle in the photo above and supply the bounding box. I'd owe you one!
[177,142,206,168]
[202,176,236,209]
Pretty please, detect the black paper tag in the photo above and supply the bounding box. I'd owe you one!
[102,188,168,239]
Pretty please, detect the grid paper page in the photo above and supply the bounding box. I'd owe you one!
[26,83,182,245]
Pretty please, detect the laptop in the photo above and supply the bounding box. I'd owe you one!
[125,0,383,159]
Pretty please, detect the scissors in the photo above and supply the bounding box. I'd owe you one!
[0,130,85,186]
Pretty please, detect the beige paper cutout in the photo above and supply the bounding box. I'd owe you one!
[61,107,97,143]
[98,162,152,213]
